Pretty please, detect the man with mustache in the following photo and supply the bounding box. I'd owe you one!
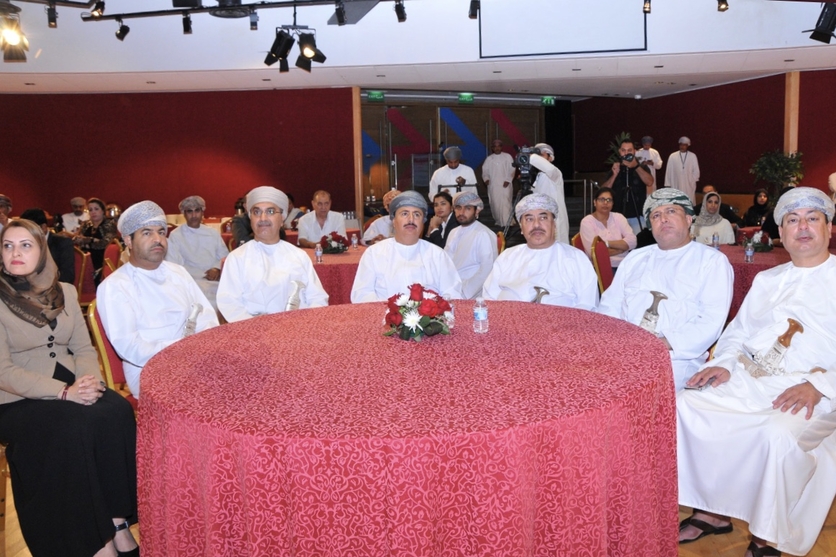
[97,200,219,398]
[481,193,598,309]
[597,188,732,391]
[677,187,836,557]
[351,190,462,302]
[217,186,328,322]
[443,191,498,299]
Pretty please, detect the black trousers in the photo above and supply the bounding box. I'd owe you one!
[0,389,137,557]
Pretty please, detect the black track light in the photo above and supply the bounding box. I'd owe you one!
[717,0,729,12]
[115,19,129,41]
[643,0,650,15]
[335,1,346,26]
[468,0,479,20]
[279,58,289,72]
[297,32,325,63]
[249,11,258,31]
[295,53,311,72]
[264,29,295,67]
[91,1,105,18]
[182,13,192,35]
[395,0,406,23]
[809,5,836,44]
[47,4,57,28]
[1,16,29,63]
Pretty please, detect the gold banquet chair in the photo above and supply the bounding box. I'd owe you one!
[571,233,585,252]
[87,300,138,412]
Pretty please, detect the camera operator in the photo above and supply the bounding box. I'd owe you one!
[600,139,654,234]
[428,146,478,201]
[529,143,569,244]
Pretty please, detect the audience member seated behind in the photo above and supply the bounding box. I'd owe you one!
[296,190,347,248]
[761,185,795,246]
[742,188,770,227]
[691,192,735,245]
[73,197,118,284]
[363,189,400,246]
[578,187,637,268]
[0,219,139,557]
[20,208,75,285]
[693,185,744,227]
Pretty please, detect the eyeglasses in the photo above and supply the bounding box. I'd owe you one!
[596,198,614,204]
[250,207,282,217]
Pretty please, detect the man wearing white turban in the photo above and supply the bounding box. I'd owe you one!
[481,139,516,226]
[677,187,836,557]
[362,189,400,245]
[482,193,597,309]
[428,146,478,202]
[443,192,498,299]
[597,188,732,391]
[664,136,700,203]
[97,200,219,398]
[529,143,570,244]
[217,186,328,322]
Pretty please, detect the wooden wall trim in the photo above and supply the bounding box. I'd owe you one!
[784,71,800,153]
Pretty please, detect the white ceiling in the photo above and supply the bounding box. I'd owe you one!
[1,0,834,99]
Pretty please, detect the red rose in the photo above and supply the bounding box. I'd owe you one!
[418,299,439,317]
[320,235,329,245]
[386,310,403,326]
[436,299,451,313]
[409,284,424,302]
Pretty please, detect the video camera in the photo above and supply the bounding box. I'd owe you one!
[514,145,541,195]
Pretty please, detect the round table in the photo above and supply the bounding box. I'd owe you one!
[138,301,678,556]
[302,245,365,305]
[719,245,792,319]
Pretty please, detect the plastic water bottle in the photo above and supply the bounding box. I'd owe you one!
[744,242,755,264]
[315,243,323,264]
[351,234,359,250]
[473,298,489,334]
[711,232,720,249]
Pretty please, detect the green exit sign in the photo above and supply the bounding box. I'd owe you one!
[458,93,475,104]
[541,96,556,106]
[367,91,385,102]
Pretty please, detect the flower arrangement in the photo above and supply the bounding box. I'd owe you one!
[319,232,349,254]
[747,230,773,252]
[384,284,453,342]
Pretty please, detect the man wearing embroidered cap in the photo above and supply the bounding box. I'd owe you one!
[530,143,570,244]
[482,193,597,309]
[444,191,498,299]
[217,186,328,322]
[597,188,732,391]
[351,190,463,302]
[428,146,478,201]
[677,187,836,557]
[97,200,219,398]
[664,136,700,203]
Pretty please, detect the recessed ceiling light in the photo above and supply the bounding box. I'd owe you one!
[784,59,795,62]
[572,68,581,72]
[376,74,385,77]
[24,82,35,85]
[493,70,501,74]
[262,78,271,81]
[689,83,697,86]
[146,81,156,84]
[654,65,664,68]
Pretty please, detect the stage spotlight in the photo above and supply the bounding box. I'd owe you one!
[264,29,294,67]
[468,0,479,20]
[115,19,129,41]
[295,53,311,72]
[91,1,105,18]
[298,32,316,58]
[1,17,29,62]
[249,11,258,31]
[280,58,289,72]
[809,4,836,44]
[395,0,406,22]
[643,0,650,15]
[47,3,58,28]
[335,1,346,26]
[717,0,728,12]
[182,13,192,34]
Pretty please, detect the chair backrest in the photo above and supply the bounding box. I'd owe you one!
[73,246,88,298]
[103,239,123,270]
[591,236,614,294]
[101,259,117,281]
[571,233,585,252]
[497,231,506,254]
[363,214,381,232]
[87,300,137,411]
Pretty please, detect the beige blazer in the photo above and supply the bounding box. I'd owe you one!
[0,283,101,404]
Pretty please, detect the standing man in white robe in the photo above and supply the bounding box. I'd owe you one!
[530,143,569,244]
[664,136,700,203]
[428,146,478,201]
[296,190,348,248]
[97,201,219,398]
[217,186,328,322]
[482,193,598,309]
[677,187,836,557]
[636,136,663,190]
[351,190,463,303]
[444,192,498,300]
[482,139,516,227]
[166,195,229,311]
[597,188,733,391]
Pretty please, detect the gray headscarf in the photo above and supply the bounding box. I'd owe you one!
[692,191,724,236]
[643,188,695,222]
[117,201,167,237]
[453,191,483,210]
[443,146,462,162]
[515,193,558,222]
[774,187,835,224]
[179,195,206,213]
[389,190,428,221]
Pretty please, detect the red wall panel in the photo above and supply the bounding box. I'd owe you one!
[798,69,836,191]
[0,88,355,218]
[573,75,785,194]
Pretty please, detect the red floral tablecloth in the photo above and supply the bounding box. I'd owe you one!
[719,245,792,320]
[138,301,678,556]
[302,245,364,305]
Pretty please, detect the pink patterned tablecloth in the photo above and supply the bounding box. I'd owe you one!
[303,246,365,305]
[719,245,793,320]
[138,301,678,557]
